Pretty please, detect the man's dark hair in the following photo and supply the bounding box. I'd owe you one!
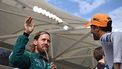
[34,31,50,40]
[93,46,104,61]
[99,20,112,32]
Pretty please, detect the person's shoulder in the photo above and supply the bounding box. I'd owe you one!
[101,32,112,42]
[112,32,122,36]
[111,32,122,42]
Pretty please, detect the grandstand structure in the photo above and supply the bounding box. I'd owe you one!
[0,0,100,69]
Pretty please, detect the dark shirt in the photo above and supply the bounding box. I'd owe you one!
[94,63,109,69]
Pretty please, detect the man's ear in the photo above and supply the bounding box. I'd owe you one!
[33,40,37,46]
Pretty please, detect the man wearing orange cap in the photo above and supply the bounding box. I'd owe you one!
[84,13,122,69]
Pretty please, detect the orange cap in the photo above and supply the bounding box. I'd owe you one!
[84,13,111,28]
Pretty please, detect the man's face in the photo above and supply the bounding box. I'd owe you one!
[34,34,50,52]
[90,25,100,40]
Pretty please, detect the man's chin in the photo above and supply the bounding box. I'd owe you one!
[43,47,48,50]
[94,38,99,40]
[38,47,49,53]
[93,34,100,40]
[39,48,47,52]
[42,47,48,52]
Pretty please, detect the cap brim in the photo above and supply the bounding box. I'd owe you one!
[83,22,91,28]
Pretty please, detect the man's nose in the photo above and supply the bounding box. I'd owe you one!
[44,40,48,44]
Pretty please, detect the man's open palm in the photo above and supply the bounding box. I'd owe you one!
[24,17,34,34]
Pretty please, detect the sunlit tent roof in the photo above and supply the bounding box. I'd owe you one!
[0,0,101,69]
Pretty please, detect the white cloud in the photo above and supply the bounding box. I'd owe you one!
[47,0,107,15]
[109,7,122,32]
[70,0,107,15]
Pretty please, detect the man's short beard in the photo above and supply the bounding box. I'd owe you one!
[93,33,100,40]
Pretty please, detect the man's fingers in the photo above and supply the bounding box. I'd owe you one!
[26,17,32,24]
[28,17,32,23]
[51,64,57,69]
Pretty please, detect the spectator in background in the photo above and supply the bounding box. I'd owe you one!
[93,46,108,69]
[0,47,11,66]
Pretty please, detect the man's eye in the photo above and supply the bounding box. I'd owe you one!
[47,40,51,43]
[42,39,46,41]
[42,39,50,43]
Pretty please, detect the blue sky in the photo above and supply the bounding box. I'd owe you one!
[46,0,122,32]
